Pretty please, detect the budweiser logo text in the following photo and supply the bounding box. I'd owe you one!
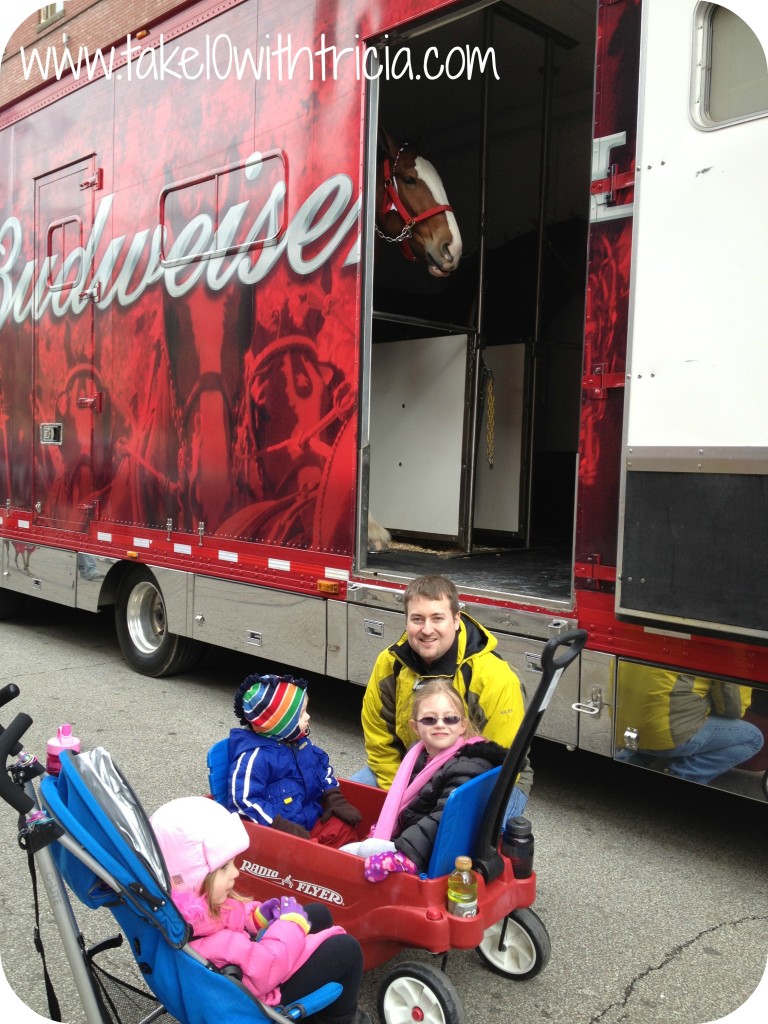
[0,160,360,328]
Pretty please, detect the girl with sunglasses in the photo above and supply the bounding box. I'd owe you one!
[342,679,507,878]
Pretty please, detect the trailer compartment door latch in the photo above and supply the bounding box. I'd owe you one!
[76,393,103,413]
[590,164,634,204]
[575,554,616,582]
[79,281,101,303]
[582,366,626,399]
[80,168,103,190]
[572,686,604,717]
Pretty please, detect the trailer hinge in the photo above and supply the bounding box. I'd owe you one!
[80,168,103,190]
[76,392,103,413]
[582,366,626,399]
[590,164,634,205]
[575,555,616,582]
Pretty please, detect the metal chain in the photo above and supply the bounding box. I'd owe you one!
[374,222,414,244]
[484,364,495,469]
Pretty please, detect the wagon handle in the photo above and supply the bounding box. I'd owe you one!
[0,712,35,815]
[473,629,587,882]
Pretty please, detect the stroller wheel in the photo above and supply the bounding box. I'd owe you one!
[378,960,465,1024]
[475,908,551,980]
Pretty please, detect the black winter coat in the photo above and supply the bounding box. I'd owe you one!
[393,739,507,872]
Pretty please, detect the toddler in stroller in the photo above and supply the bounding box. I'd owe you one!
[0,683,369,1024]
[150,796,369,1024]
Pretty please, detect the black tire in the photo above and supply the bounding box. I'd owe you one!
[115,567,203,677]
[0,590,31,621]
[475,907,551,980]
[378,961,465,1024]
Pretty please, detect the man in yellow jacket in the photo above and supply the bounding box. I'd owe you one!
[353,575,531,815]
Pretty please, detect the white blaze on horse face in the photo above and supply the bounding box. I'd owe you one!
[414,156,462,276]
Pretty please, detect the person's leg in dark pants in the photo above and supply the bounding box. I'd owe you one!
[279,927,365,1024]
[304,903,334,932]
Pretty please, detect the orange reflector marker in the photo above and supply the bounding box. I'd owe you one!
[317,579,340,594]
[126,551,139,558]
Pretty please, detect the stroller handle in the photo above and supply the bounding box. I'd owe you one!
[0,712,35,814]
[0,683,21,709]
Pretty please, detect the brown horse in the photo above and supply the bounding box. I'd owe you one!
[376,129,462,278]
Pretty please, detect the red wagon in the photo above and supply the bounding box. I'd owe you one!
[208,630,587,1024]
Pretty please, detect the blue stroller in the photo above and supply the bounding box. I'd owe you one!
[0,685,341,1024]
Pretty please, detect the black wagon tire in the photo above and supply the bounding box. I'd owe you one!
[115,567,202,677]
[378,961,465,1024]
[476,907,551,980]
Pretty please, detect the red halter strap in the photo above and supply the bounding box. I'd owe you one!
[379,147,453,261]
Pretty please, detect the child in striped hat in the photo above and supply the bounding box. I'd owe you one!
[226,674,362,847]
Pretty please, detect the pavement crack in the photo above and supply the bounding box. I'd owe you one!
[588,914,768,1024]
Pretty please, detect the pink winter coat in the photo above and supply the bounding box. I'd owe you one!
[173,889,345,1005]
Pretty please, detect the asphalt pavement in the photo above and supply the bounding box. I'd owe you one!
[0,602,766,1024]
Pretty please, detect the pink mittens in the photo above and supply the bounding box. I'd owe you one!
[364,850,419,883]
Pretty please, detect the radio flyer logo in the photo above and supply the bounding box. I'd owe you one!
[239,858,345,907]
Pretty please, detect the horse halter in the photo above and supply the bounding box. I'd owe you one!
[376,143,453,261]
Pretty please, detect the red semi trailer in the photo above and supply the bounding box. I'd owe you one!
[1,0,767,801]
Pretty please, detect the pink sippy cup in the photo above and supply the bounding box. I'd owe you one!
[46,723,81,775]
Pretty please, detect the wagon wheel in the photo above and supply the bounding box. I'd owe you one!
[378,961,465,1024]
[475,907,551,980]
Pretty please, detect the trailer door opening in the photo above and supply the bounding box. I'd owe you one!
[362,0,598,608]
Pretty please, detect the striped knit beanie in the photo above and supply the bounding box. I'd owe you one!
[234,674,308,741]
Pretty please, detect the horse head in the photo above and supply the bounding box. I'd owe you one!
[376,128,462,277]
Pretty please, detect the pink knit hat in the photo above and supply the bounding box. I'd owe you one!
[150,796,248,893]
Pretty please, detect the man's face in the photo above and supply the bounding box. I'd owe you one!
[405,595,460,665]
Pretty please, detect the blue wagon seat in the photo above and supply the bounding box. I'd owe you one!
[41,746,341,1024]
[426,765,501,877]
[207,738,501,878]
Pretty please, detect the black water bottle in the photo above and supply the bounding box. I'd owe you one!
[502,815,534,878]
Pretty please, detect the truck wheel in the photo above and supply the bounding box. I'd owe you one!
[475,907,551,980]
[378,961,465,1024]
[115,568,202,677]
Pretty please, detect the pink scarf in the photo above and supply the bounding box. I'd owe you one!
[373,735,484,841]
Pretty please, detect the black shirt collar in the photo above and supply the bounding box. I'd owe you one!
[401,632,460,681]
